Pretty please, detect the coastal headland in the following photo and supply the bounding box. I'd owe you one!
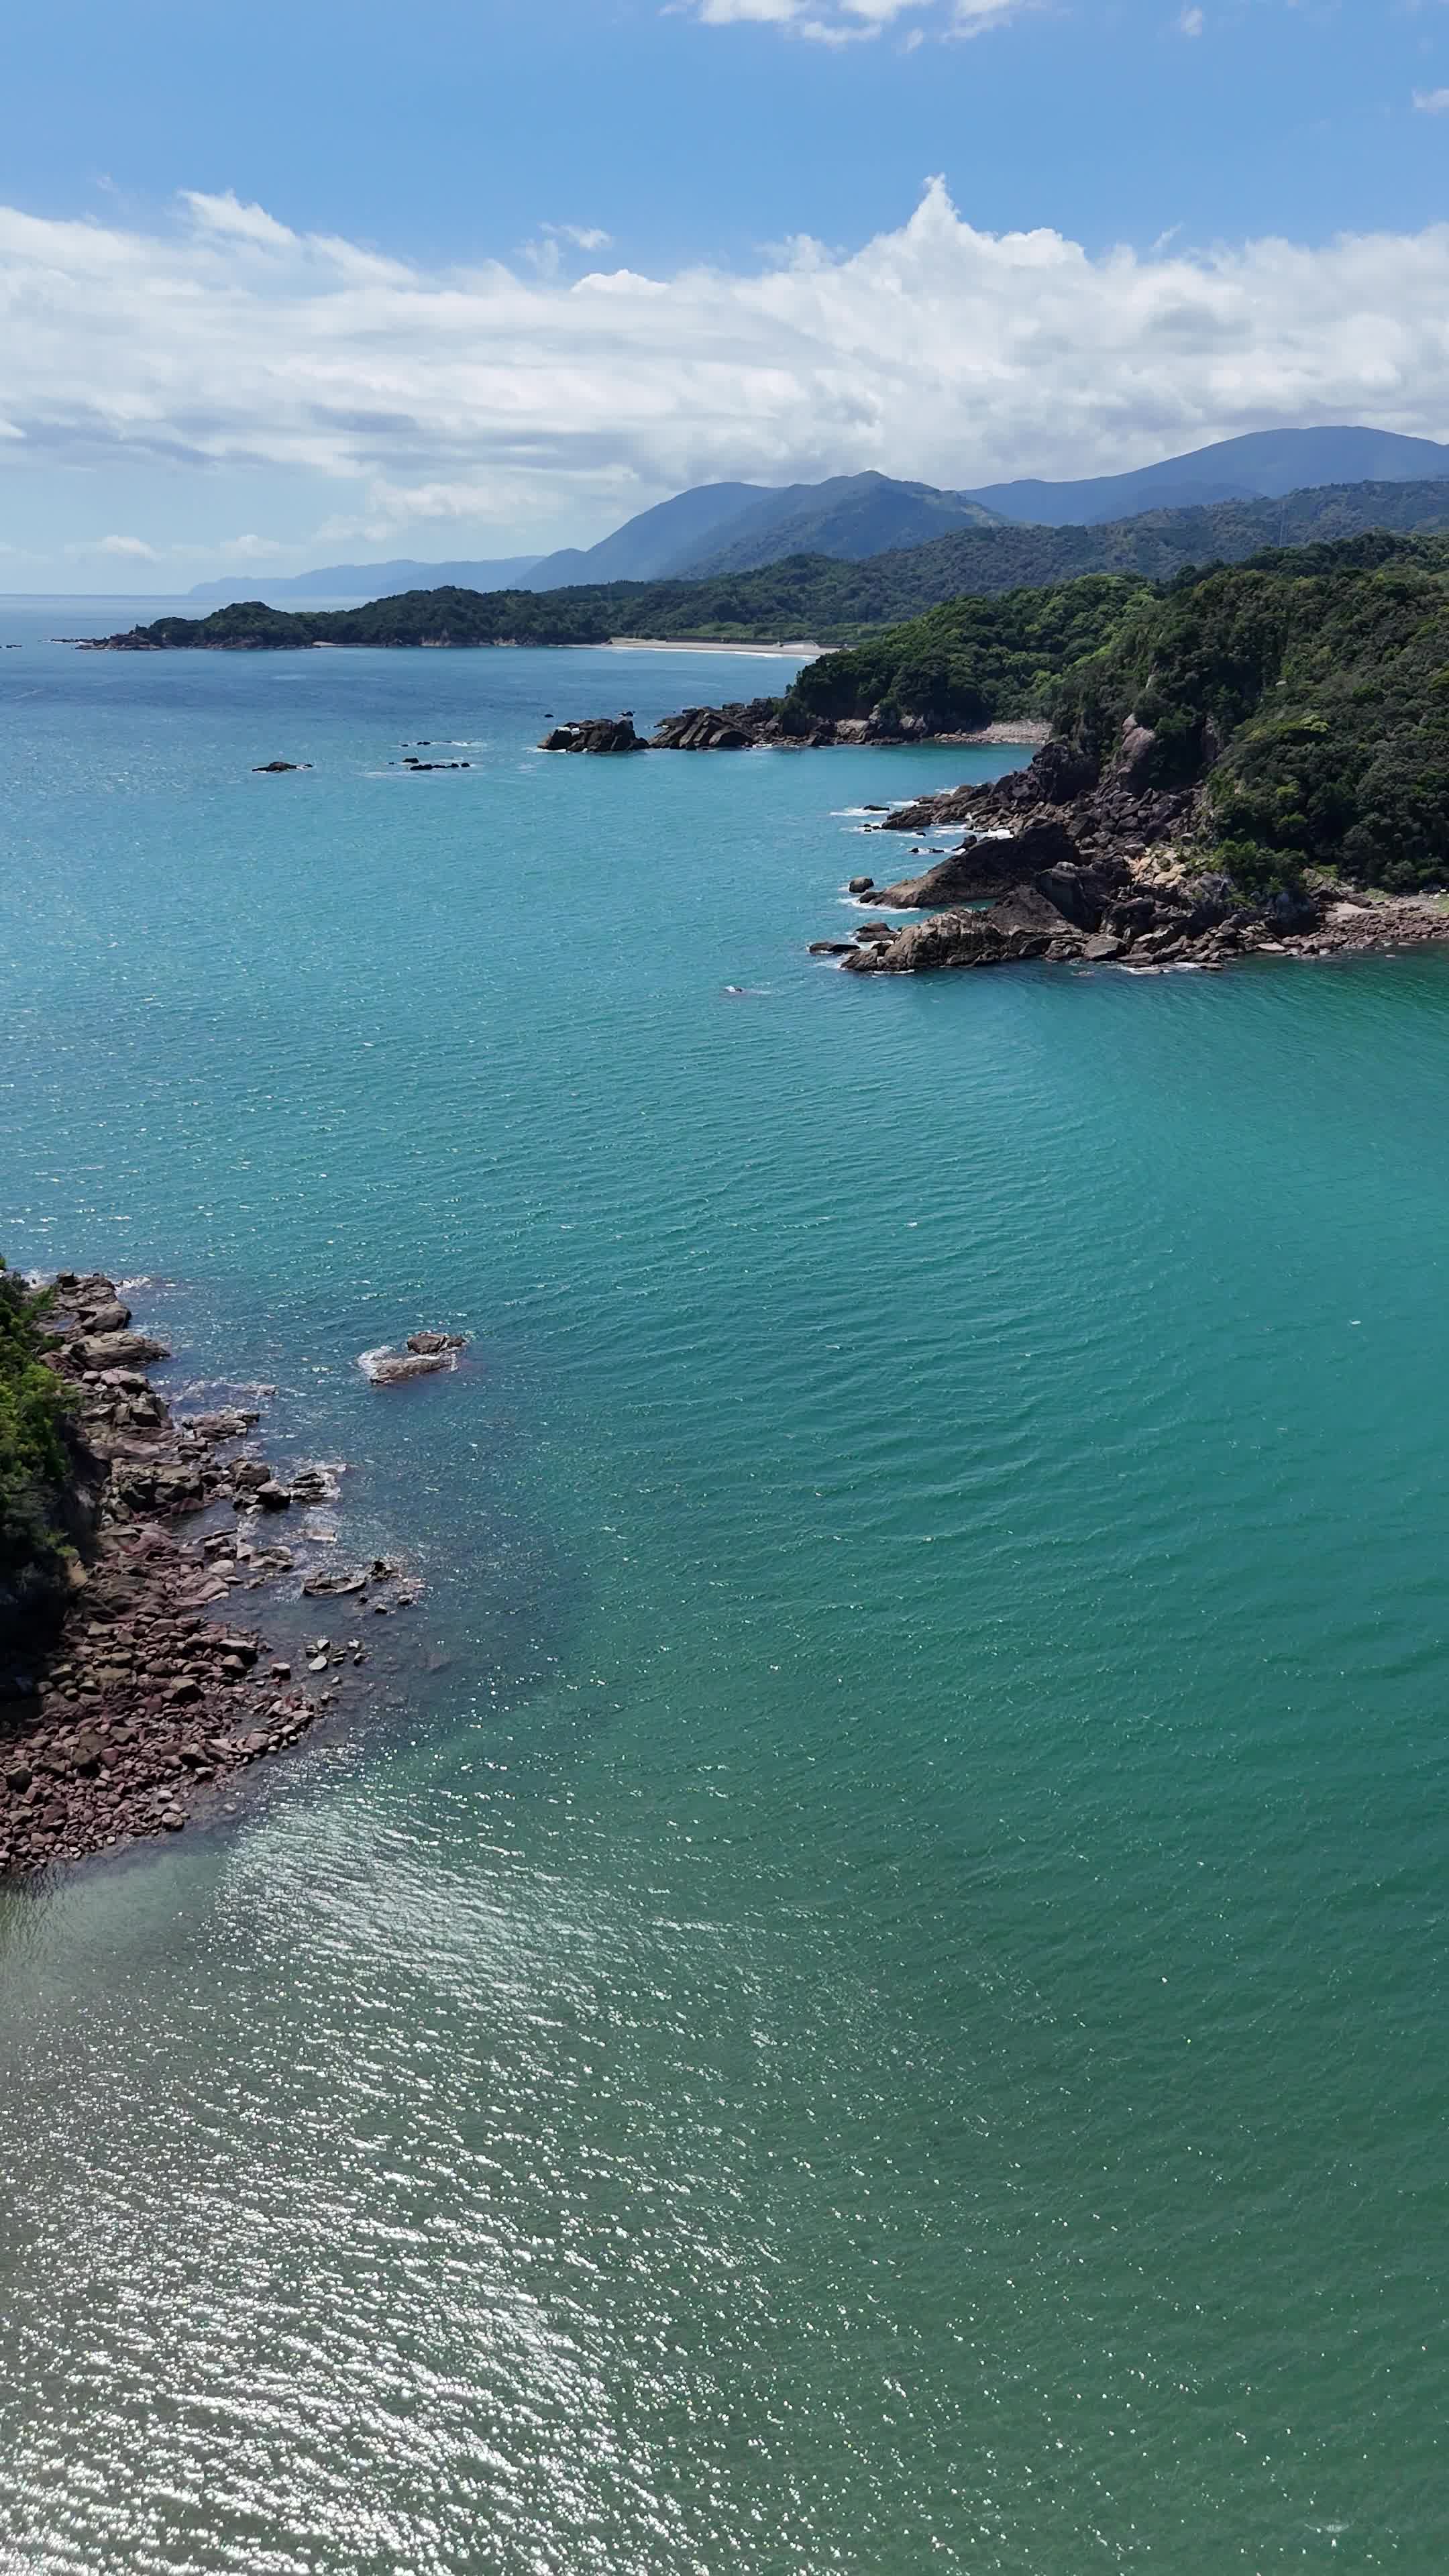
[822,751,1449,975]
[0,1272,454,1877]
[545,540,1449,977]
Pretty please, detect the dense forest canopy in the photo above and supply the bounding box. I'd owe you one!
[1049,535,1449,890]
[0,1263,75,1604]
[782,576,1150,729]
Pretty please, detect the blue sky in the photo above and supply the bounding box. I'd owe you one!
[5,0,1449,587]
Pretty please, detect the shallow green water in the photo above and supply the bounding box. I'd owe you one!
[0,616,1446,2572]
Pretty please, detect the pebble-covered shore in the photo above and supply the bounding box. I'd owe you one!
[0,1274,422,1879]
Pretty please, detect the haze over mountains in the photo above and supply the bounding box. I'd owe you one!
[186,426,1449,604]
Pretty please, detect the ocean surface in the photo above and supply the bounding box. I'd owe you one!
[1,602,1446,2574]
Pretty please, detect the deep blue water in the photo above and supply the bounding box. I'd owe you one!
[0,606,1446,2573]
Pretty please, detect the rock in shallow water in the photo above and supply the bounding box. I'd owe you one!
[369,1352,450,1385]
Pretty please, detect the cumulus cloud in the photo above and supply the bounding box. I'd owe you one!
[90,535,161,560]
[7,181,1449,545]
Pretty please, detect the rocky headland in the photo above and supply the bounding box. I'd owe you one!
[0,1273,453,1879]
[823,731,1449,978]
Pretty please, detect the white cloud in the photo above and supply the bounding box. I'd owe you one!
[216,532,286,562]
[7,180,1449,550]
[1413,87,1449,114]
[690,0,1032,35]
[1179,6,1205,34]
[89,535,161,560]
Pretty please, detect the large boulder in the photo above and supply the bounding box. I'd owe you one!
[1033,863,1116,932]
[539,716,647,755]
[368,1352,451,1385]
[842,912,1014,974]
[870,816,1083,910]
[983,882,1083,950]
[73,1331,170,1371]
[1266,885,1321,933]
[867,842,1028,909]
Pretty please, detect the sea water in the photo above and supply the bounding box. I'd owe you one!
[0,608,1445,2572]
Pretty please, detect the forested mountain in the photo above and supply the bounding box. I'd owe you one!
[186,429,1449,604]
[123,478,1449,654]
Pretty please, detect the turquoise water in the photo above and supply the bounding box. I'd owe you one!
[1,610,1446,2573]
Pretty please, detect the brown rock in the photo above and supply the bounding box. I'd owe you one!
[72,1331,170,1370]
[368,1352,450,1385]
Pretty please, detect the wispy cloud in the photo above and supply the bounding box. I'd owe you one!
[689,0,1032,39]
[1179,7,1205,36]
[1413,87,1449,113]
[8,180,1449,551]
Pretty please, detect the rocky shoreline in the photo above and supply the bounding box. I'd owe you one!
[0,1275,441,1880]
[816,735,1449,977]
[539,700,1045,755]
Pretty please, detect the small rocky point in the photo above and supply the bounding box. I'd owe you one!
[0,1275,419,1879]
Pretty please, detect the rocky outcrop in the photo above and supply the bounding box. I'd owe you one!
[539,716,647,754]
[841,879,1089,975]
[361,1331,468,1385]
[867,819,1081,910]
[650,699,835,750]
[542,700,1054,757]
[828,729,1449,978]
[0,1274,418,1878]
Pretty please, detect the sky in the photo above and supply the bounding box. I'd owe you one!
[6,0,1449,589]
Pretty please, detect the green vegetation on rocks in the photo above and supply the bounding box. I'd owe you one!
[0,1264,76,1629]
[1051,534,1449,891]
[782,575,1150,731]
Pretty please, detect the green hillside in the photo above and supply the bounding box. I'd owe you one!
[781,575,1150,731]
[0,1264,76,1644]
[1050,535,1449,892]
[99,477,1449,656]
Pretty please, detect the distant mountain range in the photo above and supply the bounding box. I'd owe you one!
[965,425,1449,525]
[188,551,545,602]
[185,427,1449,606]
